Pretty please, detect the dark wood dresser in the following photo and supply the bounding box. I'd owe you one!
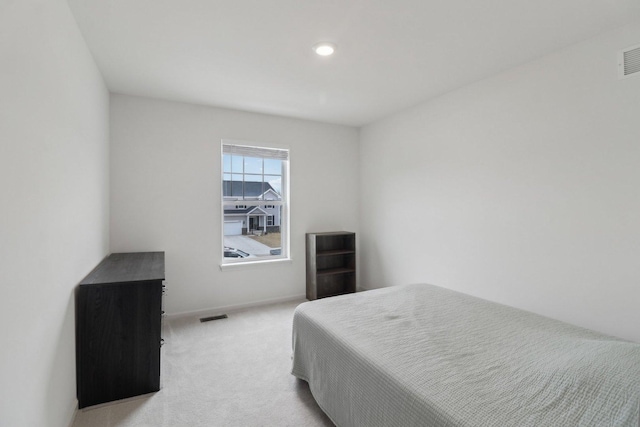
[76,252,165,408]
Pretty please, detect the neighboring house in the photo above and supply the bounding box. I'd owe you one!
[223,181,281,235]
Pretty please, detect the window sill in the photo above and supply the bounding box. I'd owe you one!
[219,257,292,271]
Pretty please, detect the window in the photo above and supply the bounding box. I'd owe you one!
[221,141,289,265]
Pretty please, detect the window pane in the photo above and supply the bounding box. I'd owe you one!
[265,175,281,195]
[244,156,262,174]
[223,205,283,258]
[223,154,232,173]
[243,176,263,199]
[264,159,282,175]
[231,155,243,173]
[231,180,243,198]
[244,174,262,182]
[223,173,231,181]
[238,179,262,201]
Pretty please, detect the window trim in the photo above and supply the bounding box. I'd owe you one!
[220,139,290,268]
[219,257,292,271]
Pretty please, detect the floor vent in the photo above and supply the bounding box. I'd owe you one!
[619,44,640,79]
[200,314,228,322]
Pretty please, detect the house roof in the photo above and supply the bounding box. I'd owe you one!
[223,206,269,215]
[224,207,253,215]
[223,181,280,198]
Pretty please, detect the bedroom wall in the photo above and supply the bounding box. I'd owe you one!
[359,22,640,343]
[109,94,359,314]
[0,0,110,426]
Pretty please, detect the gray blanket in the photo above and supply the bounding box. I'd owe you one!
[291,284,640,426]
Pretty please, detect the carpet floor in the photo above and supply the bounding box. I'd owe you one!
[72,300,334,427]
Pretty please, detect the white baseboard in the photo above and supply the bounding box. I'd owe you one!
[165,293,306,320]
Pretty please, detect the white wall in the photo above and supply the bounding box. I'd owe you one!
[110,94,359,314]
[360,23,640,343]
[0,0,109,426]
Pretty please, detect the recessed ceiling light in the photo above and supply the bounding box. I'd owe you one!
[313,42,336,56]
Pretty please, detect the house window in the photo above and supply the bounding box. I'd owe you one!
[222,141,289,264]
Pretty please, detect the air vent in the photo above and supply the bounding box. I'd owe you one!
[619,44,640,79]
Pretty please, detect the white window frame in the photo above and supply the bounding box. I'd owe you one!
[220,140,290,269]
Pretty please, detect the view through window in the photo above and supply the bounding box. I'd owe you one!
[221,142,289,263]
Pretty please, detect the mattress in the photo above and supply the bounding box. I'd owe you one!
[291,284,640,427]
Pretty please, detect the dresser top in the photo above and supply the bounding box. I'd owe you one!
[80,252,165,285]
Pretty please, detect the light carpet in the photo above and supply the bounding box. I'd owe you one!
[72,300,334,427]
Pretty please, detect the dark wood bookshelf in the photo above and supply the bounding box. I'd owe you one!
[317,249,356,257]
[317,267,356,276]
[306,232,356,300]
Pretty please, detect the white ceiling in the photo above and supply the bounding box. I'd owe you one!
[68,0,640,126]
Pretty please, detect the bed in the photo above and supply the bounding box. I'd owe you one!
[291,284,640,427]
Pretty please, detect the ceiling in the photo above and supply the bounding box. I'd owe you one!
[67,0,639,127]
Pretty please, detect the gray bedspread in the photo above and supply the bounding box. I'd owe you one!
[291,284,640,427]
